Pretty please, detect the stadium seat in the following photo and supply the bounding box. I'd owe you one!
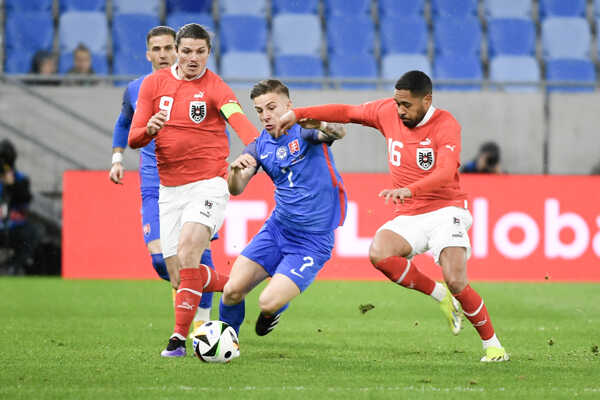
[166,13,215,32]
[60,0,105,12]
[220,52,271,86]
[487,18,535,56]
[597,0,600,17]
[4,51,38,74]
[113,52,152,76]
[327,15,375,55]
[379,0,425,17]
[542,18,591,59]
[5,0,52,13]
[382,54,432,81]
[4,12,54,54]
[113,0,160,15]
[431,0,478,19]
[272,0,319,15]
[324,0,371,17]
[489,55,540,92]
[274,55,324,89]
[112,14,161,55]
[58,52,109,75]
[328,54,378,89]
[220,0,267,15]
[434,17,481,56]
[272,14,322,55]
[434,54,482,90]
[380,16,428,55]
[59,11,109,54]
[166,0,212,13]
[540,0,585,17]
[484,0,532,18]
[545,59,596,92]
[220,15,268,53]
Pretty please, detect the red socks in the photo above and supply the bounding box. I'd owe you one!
[198,264,229,292]
[173,268,204,337]
[374,256,436,295]
[454,284,495,340]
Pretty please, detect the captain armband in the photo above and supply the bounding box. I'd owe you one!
[220,102,244,120]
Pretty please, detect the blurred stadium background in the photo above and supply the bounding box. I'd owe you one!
[0,0,599,276]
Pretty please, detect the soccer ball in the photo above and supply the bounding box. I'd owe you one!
[191,320,240,363]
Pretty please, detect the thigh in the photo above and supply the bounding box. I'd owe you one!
[141,188,161,246]
[227,255,270,296]
[158,186,181,259]
[428,207,473,264]
[240,222,283,277]
[260,273,301,310]
[181,177,229,238]
[376,215,429,258]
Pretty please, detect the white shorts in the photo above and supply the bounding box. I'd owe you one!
[376,206,473,264]
[159,177,229,258]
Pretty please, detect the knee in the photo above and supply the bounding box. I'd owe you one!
[445,276,467,294]
[222,283,244,305]
[258,292,283,315]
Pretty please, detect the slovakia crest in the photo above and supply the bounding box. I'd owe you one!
[288,139,300,155]
[189,101,206,123]
[416,148,434,170]
[276,145,288,160]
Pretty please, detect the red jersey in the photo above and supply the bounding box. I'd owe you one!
[294,99,468,216]
[129,65,244,186]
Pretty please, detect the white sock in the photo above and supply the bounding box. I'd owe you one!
[194,306,211,322]
[430,282,447,302]
[482,334,502,350]
[171,333,186,341]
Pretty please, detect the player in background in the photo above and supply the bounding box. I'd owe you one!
[276,71,509,362]
[220,79,347,336]
[108,26,214,334]
[129,24,258,357]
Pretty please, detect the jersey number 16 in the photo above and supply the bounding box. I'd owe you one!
[388,139,403,167]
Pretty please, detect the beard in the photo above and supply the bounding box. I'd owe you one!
[401,109,426,128]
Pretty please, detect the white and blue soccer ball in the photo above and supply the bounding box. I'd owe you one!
[192,320,240,363]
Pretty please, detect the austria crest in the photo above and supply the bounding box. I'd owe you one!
[189,101,206,124]
[416,148,434,170]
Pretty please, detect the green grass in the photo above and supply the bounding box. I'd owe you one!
[1,278,599,399]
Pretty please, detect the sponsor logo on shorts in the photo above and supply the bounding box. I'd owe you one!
[452,232,464,238]
[453,217,460,225]
[200,211,211,218]
[205,200,213,210]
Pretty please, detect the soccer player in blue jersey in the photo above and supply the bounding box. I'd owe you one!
[108,26,214,330]
[220,79,347,336]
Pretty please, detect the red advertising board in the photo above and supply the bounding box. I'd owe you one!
[63,171,600,281]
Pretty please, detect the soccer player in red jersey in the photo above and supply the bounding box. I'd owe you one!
[277,71,509,362]
[129,24,258,357]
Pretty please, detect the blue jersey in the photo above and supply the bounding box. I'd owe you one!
[245,124,347,233]
[112,75,160,190]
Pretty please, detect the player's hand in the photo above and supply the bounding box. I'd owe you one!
[230,153,257,171]
[379,188,412,204]
[275,110,297,138]
[146,110,167,136]
[109,162,124,184]
[297,118,321,130]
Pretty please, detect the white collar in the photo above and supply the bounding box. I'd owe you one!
[416,105,436,128]
[170,63,206,81]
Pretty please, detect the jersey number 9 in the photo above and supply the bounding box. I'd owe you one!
[159,96,174,121]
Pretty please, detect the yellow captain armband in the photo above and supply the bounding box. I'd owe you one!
[220,102,244,119]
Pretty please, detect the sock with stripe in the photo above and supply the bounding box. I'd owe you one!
[454,284,496,342]
[198,264,229,292]
[173,268,204,338]
[374,256,437,296]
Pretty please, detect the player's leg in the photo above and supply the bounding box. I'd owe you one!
[192,248,215,334]
[255,273,299,336]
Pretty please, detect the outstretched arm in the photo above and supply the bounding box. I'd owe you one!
[298,119,346,142]
[228,153,258,195]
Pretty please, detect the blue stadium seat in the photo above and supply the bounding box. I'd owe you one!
[113,52,152,76]
[274,55,324,89]
[113,14,161,55]
[59,11,109,54]
[272,14,322,55]
[58,52,109,75]
[166,0,212,13]
[220,52,271,86]
[540,0,585,17]
[379,0,425,17]
[434,17,481,56]
[60,0,105,11]
[596,0,600,17]
[328,54,378,89]
[434,54,482,90]
[546,59,596,92]
[382,54,432,81]
[272,0,319,14]
[489,55,540,92]
[488,18,535,56]
[484,0,532,18]
[220,0,267,15]
[380,16,428,55]
[113,0,160,15]
[5,12,54,54]
[5,51,33,74]
[324,0,371,17]
[5,0,52,13]
[542,18,591,59]
[327,15,375,55]
[166,13,215,32]
[431,0,478,18]
[220,15,268,53]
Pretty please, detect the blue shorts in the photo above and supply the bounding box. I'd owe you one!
[140,187,160,245]
[241,217,334,292]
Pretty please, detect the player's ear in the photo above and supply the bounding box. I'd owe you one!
[145,50,152,63]
[423,93,432,108]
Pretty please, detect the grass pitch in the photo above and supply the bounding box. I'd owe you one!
[1,278,599,399]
